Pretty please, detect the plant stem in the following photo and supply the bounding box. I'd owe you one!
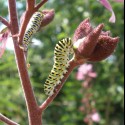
[26,0,35,10]
[0,16,10,28]
[39,59,80,111]
[8,0,42,124]
[35,0,48,11]
[0,113,19,125]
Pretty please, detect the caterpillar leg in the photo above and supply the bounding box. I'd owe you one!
[19,45,24,50]
[44,83,55,96]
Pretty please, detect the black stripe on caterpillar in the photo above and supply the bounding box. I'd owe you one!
[44,38,74,96]
[21,12,44,51]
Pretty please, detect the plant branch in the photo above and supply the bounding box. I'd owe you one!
[39,59,83,111]
[0,16,10,28]
[35,0,48,11]
[26,0,35,10]
[8,0,42,124]
[0,113,19,125]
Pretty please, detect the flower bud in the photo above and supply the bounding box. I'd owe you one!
[73,18,93,42]
[74,24,104,58]
[40,9,55,27]
[73,19,119,62]
[88,36,119,62]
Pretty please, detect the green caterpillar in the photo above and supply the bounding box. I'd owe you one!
[22,12,44,51]
[44,38,74,96]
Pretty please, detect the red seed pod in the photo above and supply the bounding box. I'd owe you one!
[88,36,119,62]
[40,9,55,27]
[74,24,104,58]
[73,18,93,42]
[73,19,119,62]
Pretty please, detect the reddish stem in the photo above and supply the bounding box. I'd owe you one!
[0,16,10,28]
[0,113,19,125]
[8,0,42,124]
[26,0,35,10]
[35,0,48,11]
[39,59,83,111]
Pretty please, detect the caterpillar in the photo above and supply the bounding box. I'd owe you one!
[44,38,74,96]
[21,11,44,51]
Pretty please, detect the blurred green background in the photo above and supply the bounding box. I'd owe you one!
[0,0,124,125]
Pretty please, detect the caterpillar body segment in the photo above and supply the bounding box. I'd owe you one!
[22,12,44,51]
[44,38,74,96]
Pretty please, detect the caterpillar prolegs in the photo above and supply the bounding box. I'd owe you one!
[21,12,44,51]
[44,38,74,96]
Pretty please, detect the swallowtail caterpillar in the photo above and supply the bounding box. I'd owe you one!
[20,11,44,52]
[44,38,74,96]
